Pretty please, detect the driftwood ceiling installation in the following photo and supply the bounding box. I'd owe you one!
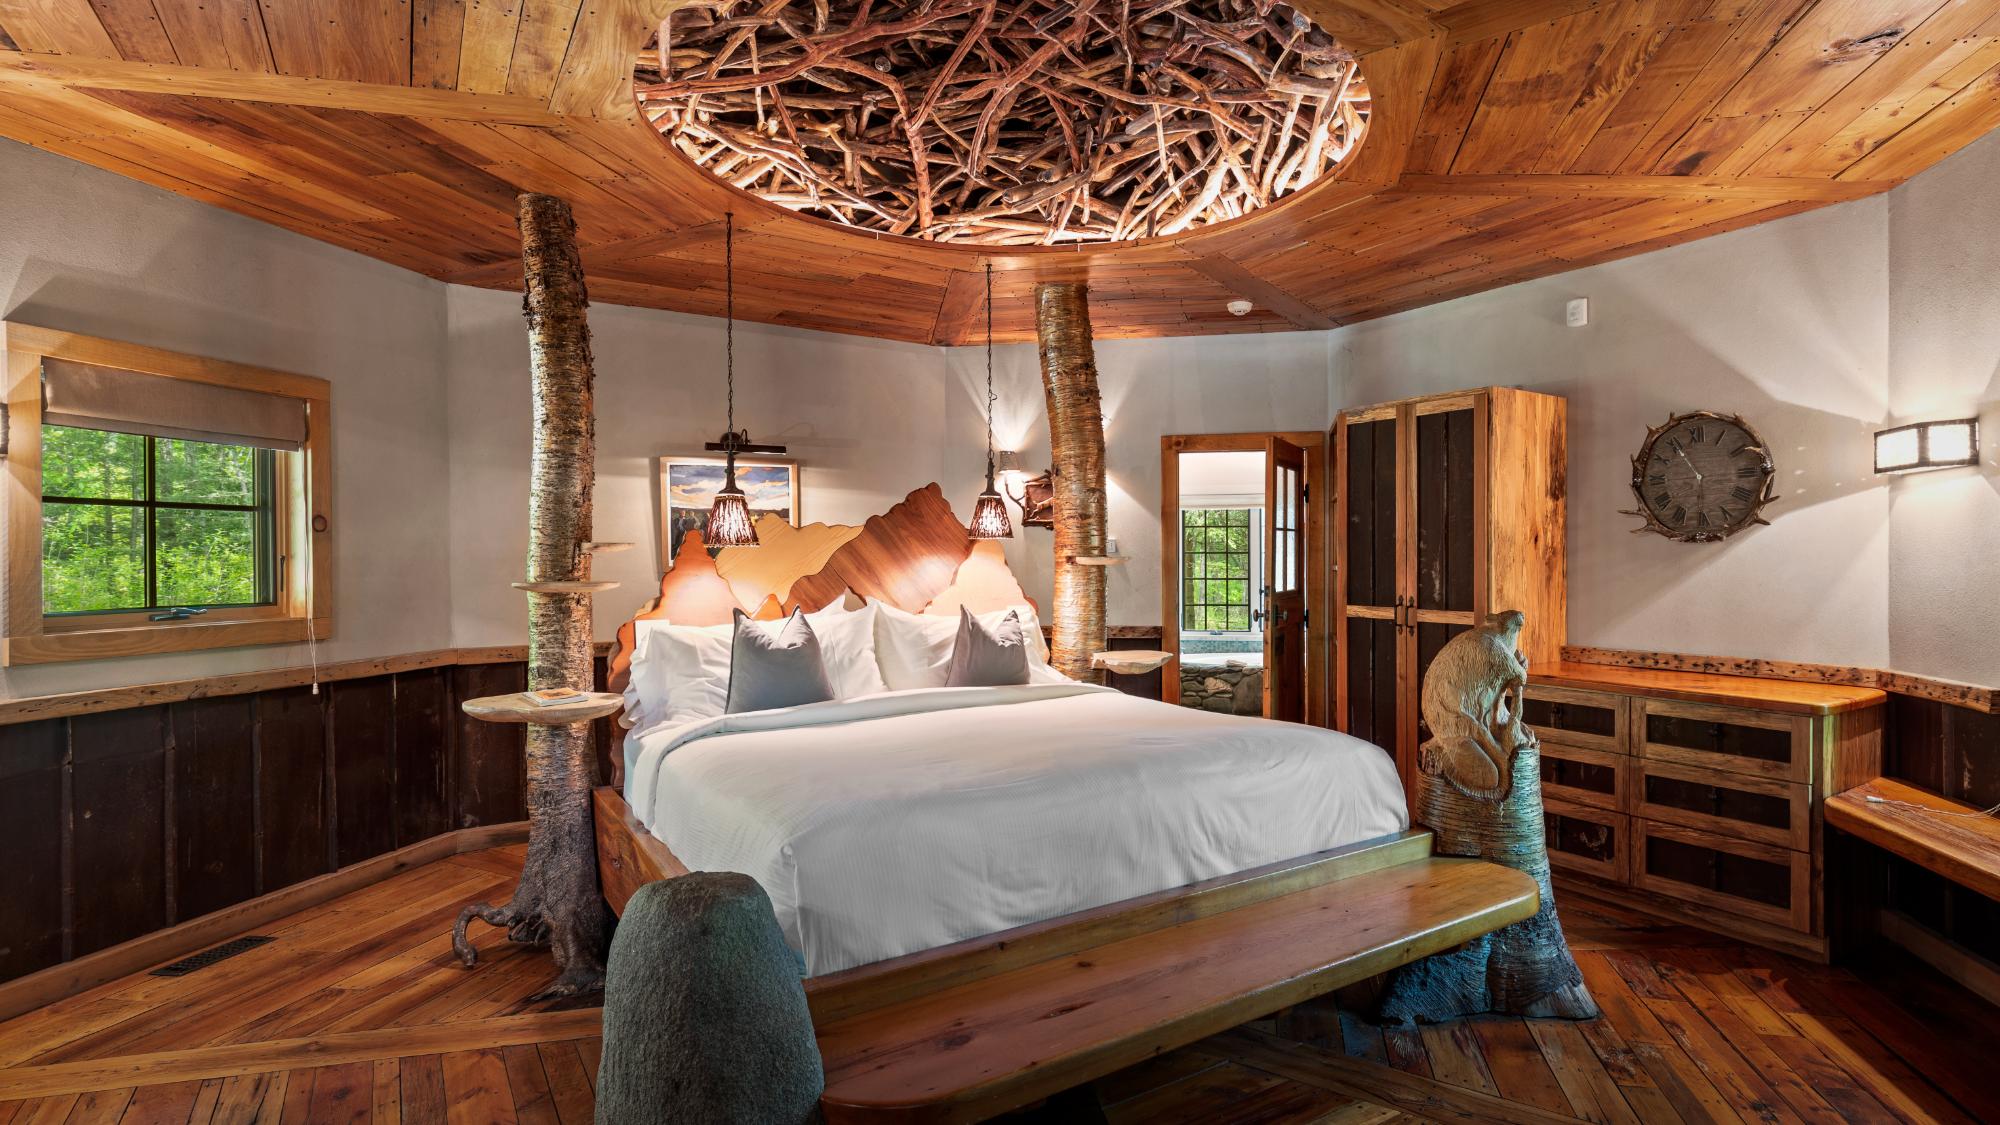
[636,0,1368,244]
[0,0,1992,340]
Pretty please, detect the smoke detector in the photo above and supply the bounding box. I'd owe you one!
[1227,299,1253,316]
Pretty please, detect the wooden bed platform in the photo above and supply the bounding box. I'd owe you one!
[593,786,1540,1124]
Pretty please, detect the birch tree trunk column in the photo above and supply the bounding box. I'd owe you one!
[452,193,613,998]
[1036,282,1106,685]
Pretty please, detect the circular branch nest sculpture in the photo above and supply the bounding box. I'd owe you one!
[634,0,1369,245]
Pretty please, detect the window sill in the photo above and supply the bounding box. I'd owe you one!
[2,616,333,666]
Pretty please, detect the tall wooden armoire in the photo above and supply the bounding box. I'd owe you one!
[1334,387,1567,803]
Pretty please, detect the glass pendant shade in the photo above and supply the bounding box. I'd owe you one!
[969,485,1014,539]
[707,486,759,547]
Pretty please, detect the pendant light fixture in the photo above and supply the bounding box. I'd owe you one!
[968,264,1014,540]
[704,213,785,548]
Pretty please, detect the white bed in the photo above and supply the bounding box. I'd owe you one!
[622,682,1408,976]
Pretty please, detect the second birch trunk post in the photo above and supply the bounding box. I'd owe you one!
[1035,282,1107,685]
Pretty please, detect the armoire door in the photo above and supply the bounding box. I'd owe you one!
[1336,395,1487,803]
[1411,403,1481,751]
[1263,436,1306,723]
[1338,414,1401,756]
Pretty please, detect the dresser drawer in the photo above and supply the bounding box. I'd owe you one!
[1632,760,1808,851]
[1639,698,1805,783]
[1544,798,1628,882]
[1523,685,1625,754]
[1539,743,1626,812]
[1633,819,1810,932]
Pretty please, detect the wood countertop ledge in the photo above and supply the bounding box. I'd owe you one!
[1528,661,1887,715]
[1825,777,2000,903]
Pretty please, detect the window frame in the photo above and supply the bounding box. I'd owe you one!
[4,323,331,665]
[1179,506,1263,635]
[42,431,284,623]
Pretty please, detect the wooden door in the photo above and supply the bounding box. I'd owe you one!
[1263,436,1306,722]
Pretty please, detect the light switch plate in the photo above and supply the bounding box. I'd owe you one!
[1566,298,1589,327]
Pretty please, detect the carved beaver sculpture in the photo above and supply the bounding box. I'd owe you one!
[1376,610,1600,1024]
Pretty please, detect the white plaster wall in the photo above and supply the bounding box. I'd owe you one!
[447,291,1332,641]
[0,137,453,698]
[445,288,952,644]
[1331,199,1894,668]
[946,332,1333,626]
[1885,127,2000,687]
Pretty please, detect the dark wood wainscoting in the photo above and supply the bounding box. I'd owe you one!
[0,656,617,987]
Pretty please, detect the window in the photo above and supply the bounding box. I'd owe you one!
[1182,508,1253,632]
[3,323,331,665]
[42,427,277,615]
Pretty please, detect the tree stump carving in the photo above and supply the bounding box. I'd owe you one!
[1376,610,1599,1024]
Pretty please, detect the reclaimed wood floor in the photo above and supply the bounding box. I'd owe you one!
[0,846,1992,1125]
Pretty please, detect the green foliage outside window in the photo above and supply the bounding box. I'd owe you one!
[1182,507,1251,631]
[42,425,274,614]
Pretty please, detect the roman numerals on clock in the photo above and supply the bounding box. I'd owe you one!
[1627,411,1774,542]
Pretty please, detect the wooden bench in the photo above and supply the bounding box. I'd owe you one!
[1824,777,2000,902]
[593,787,1540,1125]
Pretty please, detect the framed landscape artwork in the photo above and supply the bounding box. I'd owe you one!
[658,456,799,565]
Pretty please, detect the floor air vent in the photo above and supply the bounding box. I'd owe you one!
[150,935,276,977]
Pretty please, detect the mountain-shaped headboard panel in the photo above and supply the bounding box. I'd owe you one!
[607,483,1035,694]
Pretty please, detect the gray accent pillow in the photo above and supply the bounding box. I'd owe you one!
[945,606,1031,688]
[726,608,836,714]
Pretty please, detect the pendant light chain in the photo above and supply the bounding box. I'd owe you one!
[985,263,995,482]
[726,213,735,439]
[967,262,1014,539]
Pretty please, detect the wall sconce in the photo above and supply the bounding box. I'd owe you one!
[1875,418,1978,474]
[997,452,1055,528]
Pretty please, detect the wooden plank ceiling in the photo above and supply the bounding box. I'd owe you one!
[0,0,1993,343]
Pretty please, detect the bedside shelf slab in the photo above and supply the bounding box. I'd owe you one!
[513,581,621,593]
[1093,650,1172,674]
[463,692,625,724]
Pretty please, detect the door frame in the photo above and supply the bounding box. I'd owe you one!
[1160,431,1329,726]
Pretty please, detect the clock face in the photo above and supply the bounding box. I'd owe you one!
[1627,412,1775,542]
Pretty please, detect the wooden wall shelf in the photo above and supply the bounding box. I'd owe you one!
[1825,777,2000,904]
[581,542,634,553]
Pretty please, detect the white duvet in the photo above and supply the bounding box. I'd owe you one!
[623,683,1408,976]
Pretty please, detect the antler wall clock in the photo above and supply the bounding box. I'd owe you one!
[1621,411,1777,543]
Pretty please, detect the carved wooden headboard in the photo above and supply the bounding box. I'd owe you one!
[607,483,1037,693]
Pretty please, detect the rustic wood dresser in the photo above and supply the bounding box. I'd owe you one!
[1524,662,1885,962]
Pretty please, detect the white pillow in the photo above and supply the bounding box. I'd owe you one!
[625,619,734,728]
[804,600,889,699]
[875,600,1051,691]
[623,602,889,729]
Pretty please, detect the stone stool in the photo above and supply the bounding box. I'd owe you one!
[595,872,822,1124]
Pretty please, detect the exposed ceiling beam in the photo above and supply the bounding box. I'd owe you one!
[1182,256,1338,331]
[1386,174,1901,201]
[1285,0,1441,54]
[1432,0,1605,47]
[0,51,567,126]
[447,219,777,287]
[931,270,989,347]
